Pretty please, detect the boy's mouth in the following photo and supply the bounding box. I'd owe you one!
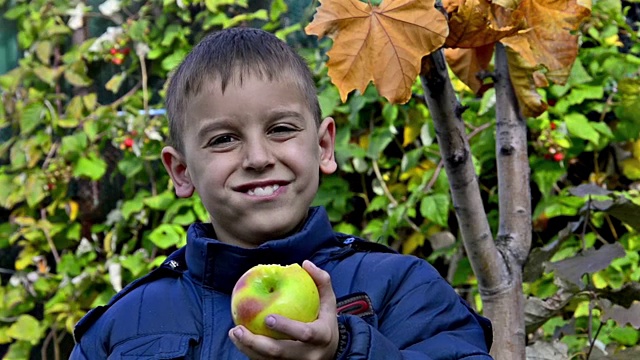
[246,184,280,196]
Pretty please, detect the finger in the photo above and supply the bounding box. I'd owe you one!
[302,261,337,317]
[229,325,290,360]
[263,314,322,344]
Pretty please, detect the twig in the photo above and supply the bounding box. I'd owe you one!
[604,214,618,241]
[40,208,61,263]
[41,142,60,171]
[586,321,604,359]
[109,82,142,109]
[139,54,149,115]
[372,160,421,233]
[424,120,494,194]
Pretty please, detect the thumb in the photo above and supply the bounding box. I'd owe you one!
[302,260,336,313]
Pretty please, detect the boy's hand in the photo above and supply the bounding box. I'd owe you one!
[229,260,340,360]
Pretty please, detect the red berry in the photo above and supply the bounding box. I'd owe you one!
[553,153,564,162]
[110,48,118,55]
[130,130,138,136]
[550,123,557,130]
[47,183,55,190]
[123,137,134,148]
[112,57,123,65]
[121,47,131,56]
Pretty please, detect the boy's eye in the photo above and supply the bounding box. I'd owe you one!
[269,125,298,135]
[207,135,237,147]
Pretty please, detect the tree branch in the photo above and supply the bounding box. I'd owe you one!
[419,50,506,290]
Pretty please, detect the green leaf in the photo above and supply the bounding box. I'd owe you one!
[118,155,144,178]
[6,315,41,343]
[122,192,149,220]
[65,69,92,87]
[20,103,45,134]
[73,153,107,180]
[609,326,640,346]
[270,0,287,21]
[148,224,183,249]
[420,193,450,227]
[35,41,53,64]
[3,5,28,20]
[32,66,61,85]
[105,72,126,93]
[60,133,88,158]
[531,160,566,197]
[567,58,593,86]
[318,86,341,118]
[567,85,604,105]
[367,128,394,159]
[143,191,176,210]
[161,24,182,46]
[2,341,33,360]
[24,172,46,208]
[565,113,600,144]
[162,49,188,71]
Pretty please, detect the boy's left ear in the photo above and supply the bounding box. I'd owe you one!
[318,117,337,175]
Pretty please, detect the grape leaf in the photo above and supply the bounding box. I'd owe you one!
[305,0,448,104]
[546,243,626,289]
[601,301,640,330]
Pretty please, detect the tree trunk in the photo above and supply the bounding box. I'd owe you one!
[487,42,533,359]
[420,46,532,359]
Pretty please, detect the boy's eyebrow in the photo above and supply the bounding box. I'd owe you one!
[265,109,305,122]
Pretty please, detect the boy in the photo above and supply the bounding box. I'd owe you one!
[71,27,493,359]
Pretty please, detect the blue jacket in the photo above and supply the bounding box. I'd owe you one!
[71,207,492,359]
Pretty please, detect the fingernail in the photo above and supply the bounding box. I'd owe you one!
[233,328,243,339]
[266,315,276,328]
[306,260,317,269]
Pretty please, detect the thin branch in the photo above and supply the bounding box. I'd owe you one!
[40,208,61,263]
[372,160,422,234]
[586,321,605,359]
[41,141,60,171]
[139,54,149,114]
[109,82,142,109]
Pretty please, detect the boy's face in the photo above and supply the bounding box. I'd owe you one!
[161,75,337,248]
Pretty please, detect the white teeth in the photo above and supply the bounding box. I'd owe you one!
[247,184,280,196]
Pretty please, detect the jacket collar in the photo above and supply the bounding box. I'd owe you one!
[184,207,338,293]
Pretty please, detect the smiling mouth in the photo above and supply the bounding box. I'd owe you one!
[246,184,280,196]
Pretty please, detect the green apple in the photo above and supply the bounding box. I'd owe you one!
[231,263,320,339]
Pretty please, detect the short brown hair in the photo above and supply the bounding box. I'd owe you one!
[165,27,321,152]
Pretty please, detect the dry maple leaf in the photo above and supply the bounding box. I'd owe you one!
[444,45,494,93]
[305,0,448,104]
[499,0,591,116]
[444,0,525,48]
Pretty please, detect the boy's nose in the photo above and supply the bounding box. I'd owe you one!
[242,139,275,171]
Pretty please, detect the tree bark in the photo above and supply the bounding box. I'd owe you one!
[487,42,533,359]
[420,46,532,359]
[420,50,506,291]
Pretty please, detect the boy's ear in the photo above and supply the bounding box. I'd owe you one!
[161,146,195,198]
[318,117,337,175]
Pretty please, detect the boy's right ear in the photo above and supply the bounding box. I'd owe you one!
[161,146,195,198]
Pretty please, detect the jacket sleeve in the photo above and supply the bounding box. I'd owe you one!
[335,258,493,360]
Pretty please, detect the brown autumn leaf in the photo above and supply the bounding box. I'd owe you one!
[444,45,494,93]
[305,0,449,104]
[443,0,525,48]
[499,0,591,116]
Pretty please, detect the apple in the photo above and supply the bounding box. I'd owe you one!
[231,263,320,339]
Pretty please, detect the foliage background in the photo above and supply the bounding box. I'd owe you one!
[0,0,639,359]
